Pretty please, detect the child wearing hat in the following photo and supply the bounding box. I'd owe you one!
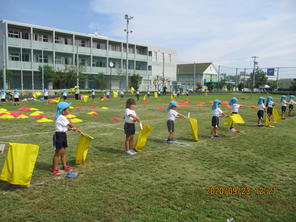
[266,96,275,125]
[228,97,240,132]
[124,98,141,155]
[62,89,68,101]
[43,88,49,100]
[280,96,288,119]
[91,89,96,100]
[1,89,6,102]
[166,101,185,144]
[257,97,266,127]
[52,102,79,175]
[288,95,295,116]
[13,89,20,105]
[210,99,227,138]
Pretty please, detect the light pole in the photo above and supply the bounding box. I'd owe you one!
[124,14,133,91]
[109,61,114,90]
[251,56,258,92]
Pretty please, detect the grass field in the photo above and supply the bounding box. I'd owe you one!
[0,93,295,222]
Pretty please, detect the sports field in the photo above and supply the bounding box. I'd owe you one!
[0,93,295,222]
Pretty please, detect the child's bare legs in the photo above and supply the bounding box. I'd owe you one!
[52,148,65,169]
[129,135,134,150]
[60,148,67,167]
[125,135,133,151]
[168,132,174,140]
[230,121,234,129]
[211,127,217,136]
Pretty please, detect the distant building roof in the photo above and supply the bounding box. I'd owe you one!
[177,63,214,74]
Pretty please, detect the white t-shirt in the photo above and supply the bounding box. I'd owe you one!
[14,92,19,98]
[282,100,287,107]
[55,115,70,132]
[44,91,48,96]
[258,103,266,111]
[124,108,136,123]
[167,109,179,121]
[92,91,95,95]
[267,101,274,108]
[1,93,5,99]
[231,104,240,113]
[212,108,223,117]
[63,91,68,96]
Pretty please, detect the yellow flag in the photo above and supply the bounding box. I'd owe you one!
[170,94,173,100]
[135,123,153,151]
[32,92,41,99]
[224,114,245,125]
[0,143,39,186]
[265,113,275,128]
[273,108,280,123]
[75,133,94,164]
[154,91,158,98]
[143,95,147,101]
[130,87,135,95]
[83,95,89,103]
[188,118,199,141]
[113,91,119,98]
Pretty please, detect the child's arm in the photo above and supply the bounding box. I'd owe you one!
[221,112,228,118]
[129,114,140,122]
[68,123,79,131]
[176,113,186,119]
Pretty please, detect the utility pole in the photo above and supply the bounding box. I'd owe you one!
[251,56,258,92]
[276,67,280,90]
[124,14,133,91]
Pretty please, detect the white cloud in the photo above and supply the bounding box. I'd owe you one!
[90,0,296,69]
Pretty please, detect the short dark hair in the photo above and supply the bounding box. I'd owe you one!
[126,98,136,108]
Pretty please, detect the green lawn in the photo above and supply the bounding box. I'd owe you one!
[0,93,295,222]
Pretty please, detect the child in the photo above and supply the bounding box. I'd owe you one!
[44,88,49,100]
[124,98,140,155]
[147,90,150,98]
[210,99,227,138]
[166,101,185,144]
[185,89,189,96]
[62,89,68,101]
[106,89,110,99]
[52,102,79,175]
[280,95,288,120]
[257,97,266,127]
[91,89,96,100]
[229,97,240,132]
[1,89,6,102]
[177,89,180,97]
[75,87,80,100]
[136,89,140,101]
[120,89,124,98]
[13,89,20,105]
[288,95,295,116]
[266,96,275,125]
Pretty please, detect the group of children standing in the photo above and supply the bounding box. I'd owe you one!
[0,89,20,105]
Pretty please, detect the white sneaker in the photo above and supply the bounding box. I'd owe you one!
[126,150,136,155]
[130,149,137,154]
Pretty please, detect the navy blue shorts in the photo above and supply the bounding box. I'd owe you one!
[53,132,68,150]
[124,123,135,136]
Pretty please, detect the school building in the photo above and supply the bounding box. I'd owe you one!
[0,20,176,91]
[176,62,219,90]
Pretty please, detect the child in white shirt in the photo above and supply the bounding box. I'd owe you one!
[1,89,6,102]
[13,89,20,105]
[211,99,227,138]
[52,102,79,175]
[91,89,96,100]
[280,95,288,119]
[229,97,240,132]
[63,89,68,101]
[266,96,275,124]
[257,97,266,127]
[166,101,185,144]
[288,95,295,116]
[124,98,141,155]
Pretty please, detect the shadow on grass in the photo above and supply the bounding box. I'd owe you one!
[0,181,28,191]
[35,161,52,172]
[92,145,123,155]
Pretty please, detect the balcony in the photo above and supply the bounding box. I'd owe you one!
[135,54,148,61]
[108,50,122,58]
[77,46,91,54]
[91,67,107,74]
[55,44,74,53]
[7,38,31,48]
[92,48,107,57]
[32,41,54,50]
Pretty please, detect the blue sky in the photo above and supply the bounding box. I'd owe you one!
[1,0,296,72]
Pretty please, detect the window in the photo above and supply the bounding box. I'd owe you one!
[55,36,62,44]
[37,55,48,63]
[22,54,30,62]
[65,38,68,45]
[8,31,20,38]
[80,58,86,65]
[10,53,20,61]
[42,35,48,42]
[22,32,30,40]
[80,40,86,47]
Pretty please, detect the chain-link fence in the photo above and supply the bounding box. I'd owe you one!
[218,65,296,91]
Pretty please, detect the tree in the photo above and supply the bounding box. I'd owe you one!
[206,81,214,92]
[130,73,142,90]
[248,68,268,88]
[53,67,77,89]
[196,82,203,91]
[153,75,162,91]
[290,79,296,91]
[267,80,277,91]
[226,83,234,92]
[38,65,55,88]
[97,73,107,89]
[237,82,245,91]
[218,79,226,90]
